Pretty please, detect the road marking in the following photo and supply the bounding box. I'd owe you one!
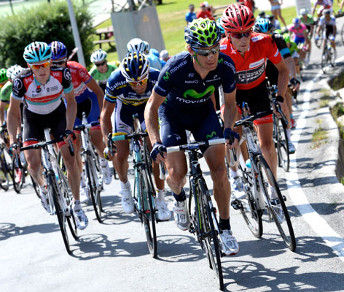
[286,60,344,261]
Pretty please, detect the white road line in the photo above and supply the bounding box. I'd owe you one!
[286,58,344,262]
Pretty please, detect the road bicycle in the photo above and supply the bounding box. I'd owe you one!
[266,82,290,172]
[230,109,296,252]
[21,129,78,254]
[321,38,336,73]
[74,115,104,223]
[110,130,157,258]
[11,135,29,194]
[165,139,225,291]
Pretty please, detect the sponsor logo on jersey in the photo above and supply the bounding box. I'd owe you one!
[236,63,265,84]
[274,49,279,57]
[168,60,187,75]
[251,35,264,42]
[188,73,194,78]
[64,69,72,82]
[220,44,227,50]
[185,80,199,84]
[206,131,219,140]
[183,85,215,100]
[249,58,265,69]
[163,71,170,81]
[14,79,23,91]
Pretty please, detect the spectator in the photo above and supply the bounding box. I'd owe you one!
[185,4,197,25]
[159,49,170,62]
[269,0,287,28]
[196,2,215,20]
[148,48,163,70]
[267,14,281,30]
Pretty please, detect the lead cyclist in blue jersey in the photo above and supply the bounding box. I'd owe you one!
[145,18,240,256]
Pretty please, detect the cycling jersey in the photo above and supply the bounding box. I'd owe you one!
[318,15,336,27]
[314,0,332,8]
[220,32,282,90]
[67,61,92,99]
[0,81,12,102]
[300,14,315,26]
[288,23,307,43]
[89,63,117,88]
[105,67,159,106]
[12,67,73,115]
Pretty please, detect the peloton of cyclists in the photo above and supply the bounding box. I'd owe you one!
[316,8,337,55]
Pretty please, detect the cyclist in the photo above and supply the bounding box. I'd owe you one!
[127,38,162,70]
[89,49,117,93]
[288,18,309,62]
[0,68,9,127]
[220,4,289,209]
[7,41,88,230]
[299,8,315,63]
[316,9,337,54]
[312,0,332,18]
[145,18,240,256]
[253,18,298,153]
[49,41,112,200]
[100,51,171,221]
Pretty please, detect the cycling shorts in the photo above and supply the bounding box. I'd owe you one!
[324,26,335,40]
[236,80,273,124]
[23,102,67,148]
[112,100,146,135]
[159,100,223,153]
[294,36,305,45]
[74,90,101,130]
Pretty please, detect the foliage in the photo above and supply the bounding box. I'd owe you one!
[0,1,95,68]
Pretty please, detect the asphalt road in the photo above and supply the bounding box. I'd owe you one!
[1,16,344,292]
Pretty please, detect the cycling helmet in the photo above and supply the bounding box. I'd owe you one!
[300,8,307,15]
[184,18,221,49]
[127,38,147,54]
[23,41,52,64]
[221,4,255,33]
[323,8,331,15]
[149,48,159,58]
[216,17,225,35]
[0,68,8,83]
[143,41,150,54]
[293,18,300,25]
[49,41,67,60]
[7,65,20,79]
[120,51,150,82]
[253,18,273,33]
[10,65,23,80]
[90,49,107,63]
[283,33,291,44]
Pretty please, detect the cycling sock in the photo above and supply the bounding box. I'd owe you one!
[73,200,81,211]
[100,157,107,167]
[173,189,186,201]
[286,129,291,140]
[230,169,238,179]
[219,218,230,231]
[120,180,130,190]
[157,189,165,201]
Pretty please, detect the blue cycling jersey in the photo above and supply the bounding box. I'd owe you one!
[105,67,160,106]
[154,51,236,111]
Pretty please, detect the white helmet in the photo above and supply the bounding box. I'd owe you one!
[7,65,23,79]
[90,49,107,63]
[127,38,149,54]
[299,8,307,15]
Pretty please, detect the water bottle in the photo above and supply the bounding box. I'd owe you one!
[245,159,251,170]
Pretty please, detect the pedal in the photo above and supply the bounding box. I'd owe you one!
[231,199,242,210]
[282,195,287,201]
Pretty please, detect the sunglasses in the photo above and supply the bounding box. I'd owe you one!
[194,45,220,57]
[95,61,106,67]
[30,61,50,70]
[52,58,67,66]
[230,31,252,39]
[128,78,148,87]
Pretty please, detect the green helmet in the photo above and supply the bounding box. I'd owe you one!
[0,68,8,83]
[274,29,282,35]
[185,18,221,50]
[283,33,290,44]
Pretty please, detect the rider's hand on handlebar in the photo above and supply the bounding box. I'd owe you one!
[150,142,167,163]
[224,128,239,149]
[9,142,19,157]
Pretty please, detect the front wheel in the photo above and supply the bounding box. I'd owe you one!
[0,155,10,191]
[11,155,24,193]
[140,168,157,258]
[274,116,290,172]
[256,156,296,251]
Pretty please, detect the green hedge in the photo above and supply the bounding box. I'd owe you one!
[0,1,95,68]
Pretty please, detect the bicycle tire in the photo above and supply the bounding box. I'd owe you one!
[30,175,41,199]
[314,27,323,48]
[139,168,157,258]
[341,23,344,46]
[0,152,10,191]
[330,48,336,67]
[256,156,296,251]
[274,116,290,172]
[85,155,103,223]
[11,155,24,193]
[56,167,78,240]
[197,179,224,291]
[49,172,71,254]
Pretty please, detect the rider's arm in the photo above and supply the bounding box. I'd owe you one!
[86,78,104,111]
[284,56,297,79]
[100,99,115,143]
[64,91,77,132]
[0,101,6,125]
[223,89,238,130]
[144,89,166,145]
[7,95,21,144]
[275,59,289,99]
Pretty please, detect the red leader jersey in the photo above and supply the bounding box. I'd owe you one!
[220,32,282,91]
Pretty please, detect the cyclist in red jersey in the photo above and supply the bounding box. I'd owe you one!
[220,4,289,203]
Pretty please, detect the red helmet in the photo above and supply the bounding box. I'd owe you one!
[221,4,255,33]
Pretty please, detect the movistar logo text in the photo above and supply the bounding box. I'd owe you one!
[183,85,215,99]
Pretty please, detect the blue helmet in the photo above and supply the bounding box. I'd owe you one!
[120,51,150,82]
[216,18,225,36]
[49,41,68,60]
[23,41,52,64]
[293,18,300,25]
[253,18,273,33]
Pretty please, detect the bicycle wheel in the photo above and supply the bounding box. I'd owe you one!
[274,116,290,172]
[11,155,24,193]
[0,155,10,191]
[30,175,40,199]
[56,167,78,240]
[256,156,296,251]
[330,48,336,67]
[85,155,103,223]
[314,27,323,48]
[341,23,344,46]
[49,172,71,254]
[197,179,224,291]
[139,168,157,258]
[321,51,327,73]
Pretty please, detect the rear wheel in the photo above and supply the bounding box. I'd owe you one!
[11,155,24,193]
[0,155,10,191]
[274,116,290,172]
[330,48,336,67]
[257,156,296,251]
